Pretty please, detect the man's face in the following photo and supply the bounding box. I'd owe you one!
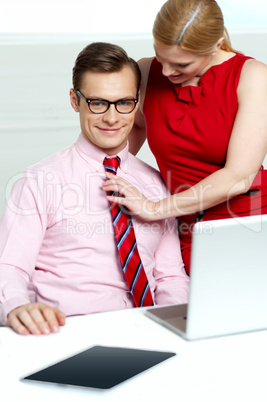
[70,66,139,155]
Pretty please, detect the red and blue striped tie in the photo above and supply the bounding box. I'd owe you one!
[103,156,154,307]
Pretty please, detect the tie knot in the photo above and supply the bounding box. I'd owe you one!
[103,156,121,175]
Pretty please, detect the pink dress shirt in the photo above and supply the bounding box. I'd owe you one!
[0,133,189,324]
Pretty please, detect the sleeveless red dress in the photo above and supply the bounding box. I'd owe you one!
[143,54,267,274]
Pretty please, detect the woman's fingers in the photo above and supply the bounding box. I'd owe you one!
[102,173,158,220]
[103,173,136,196]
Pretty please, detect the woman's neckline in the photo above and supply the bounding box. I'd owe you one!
[180,52,238,88]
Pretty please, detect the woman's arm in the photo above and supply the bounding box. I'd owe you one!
[128,57,153,155]
[104,59,267,220]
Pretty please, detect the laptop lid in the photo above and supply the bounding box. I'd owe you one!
[146,215,267,340]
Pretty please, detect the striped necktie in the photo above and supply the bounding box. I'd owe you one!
[103,156,154,307]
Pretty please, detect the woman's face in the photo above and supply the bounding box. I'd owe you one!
[154,42,215,85]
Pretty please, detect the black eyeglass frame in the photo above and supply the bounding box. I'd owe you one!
[76,90,138,114]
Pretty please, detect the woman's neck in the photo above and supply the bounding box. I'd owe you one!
[181,50,236,87]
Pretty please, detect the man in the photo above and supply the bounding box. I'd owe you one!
[0,42,189,335]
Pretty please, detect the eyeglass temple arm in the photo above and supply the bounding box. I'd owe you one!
[76,90,87,102]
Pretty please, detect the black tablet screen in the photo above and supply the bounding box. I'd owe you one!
[23,345,176,389]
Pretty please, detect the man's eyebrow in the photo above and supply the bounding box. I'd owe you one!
[85,96,136,101]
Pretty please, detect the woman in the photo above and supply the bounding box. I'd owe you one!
[103,0,267,274]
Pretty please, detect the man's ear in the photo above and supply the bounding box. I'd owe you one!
[70,88,79,112]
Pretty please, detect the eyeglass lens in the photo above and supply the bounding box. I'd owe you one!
[89,99,136,114]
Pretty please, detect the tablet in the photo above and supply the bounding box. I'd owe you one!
[22,345,176,389]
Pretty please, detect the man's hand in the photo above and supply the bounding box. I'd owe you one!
[6,302,66,335]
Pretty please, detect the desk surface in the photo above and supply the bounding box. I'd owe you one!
[1,308,267,402]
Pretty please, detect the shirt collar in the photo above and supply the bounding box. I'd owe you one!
[75,133,129,174]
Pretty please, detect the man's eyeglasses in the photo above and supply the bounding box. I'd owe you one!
[76,90,138,114]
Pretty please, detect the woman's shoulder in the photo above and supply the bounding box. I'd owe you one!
[237,57,267,103]
[238,57,267,89]
[240,56,267,75]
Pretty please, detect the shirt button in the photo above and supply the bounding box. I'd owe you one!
[126,292,132,299]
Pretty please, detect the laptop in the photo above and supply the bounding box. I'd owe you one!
[146,214,267,340]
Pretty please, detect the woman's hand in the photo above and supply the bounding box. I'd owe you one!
[102,173,161,221]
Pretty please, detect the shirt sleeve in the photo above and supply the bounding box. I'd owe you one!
[0,170,48,324]
[153,217,190,306]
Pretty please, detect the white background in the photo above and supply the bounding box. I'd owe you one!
[0,0,267,35]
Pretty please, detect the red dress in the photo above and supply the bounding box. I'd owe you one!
[143,54,267,274]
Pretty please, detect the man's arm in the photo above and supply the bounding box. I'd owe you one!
[0,170,66,334]
[153,217,190,305]
[0,265,65,335]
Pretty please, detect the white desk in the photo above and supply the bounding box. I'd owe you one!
[0,308,267,402]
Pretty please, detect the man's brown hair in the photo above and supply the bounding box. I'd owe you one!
[72,42,141,97]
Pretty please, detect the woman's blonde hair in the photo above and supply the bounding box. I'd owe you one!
[153,0,237,54]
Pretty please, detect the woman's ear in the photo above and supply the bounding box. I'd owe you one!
[211,37,225,55]
[70,88,79,112]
